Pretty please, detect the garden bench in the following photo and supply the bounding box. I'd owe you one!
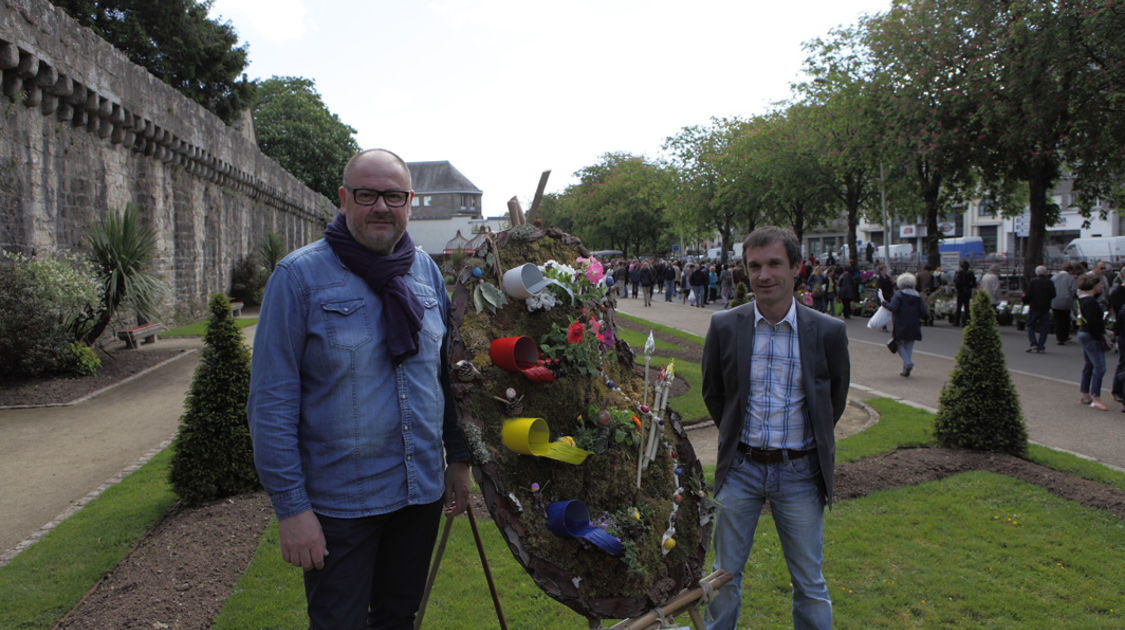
[230,301,244,317]
[117,322,164,349]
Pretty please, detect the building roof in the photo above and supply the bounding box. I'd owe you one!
[407,161,482,194]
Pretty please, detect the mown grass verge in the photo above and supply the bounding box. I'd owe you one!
[163,317,257,337]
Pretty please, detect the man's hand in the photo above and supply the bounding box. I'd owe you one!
[278,510,327,571]
[443,461,471,516]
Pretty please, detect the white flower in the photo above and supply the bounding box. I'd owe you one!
[526,290,559,312]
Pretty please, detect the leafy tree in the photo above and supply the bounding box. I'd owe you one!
[934,291,1027,456]
[730,107,838,243]
[663,117,752,263]
[252,76,361,201]
[83,204,166,345]
[557,153,672,257]
[170,293,259,505]
[864,0,1125,278]
[50,0,253,124]
[798,29,884,266]
[861,5,981,267]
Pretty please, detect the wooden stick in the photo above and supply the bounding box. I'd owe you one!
[414,514,455,630]
[466,503,508,630]
[608,570,732,629]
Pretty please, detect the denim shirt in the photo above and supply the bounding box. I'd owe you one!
[247,239,469,520]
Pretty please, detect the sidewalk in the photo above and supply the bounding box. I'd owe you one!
[0,336,205,562]
[0,325,255,564]
[615,294,1125,473]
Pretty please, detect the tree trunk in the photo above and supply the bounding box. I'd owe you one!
[1025,174,1050,281]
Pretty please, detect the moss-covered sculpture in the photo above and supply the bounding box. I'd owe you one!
[448,227,712,621]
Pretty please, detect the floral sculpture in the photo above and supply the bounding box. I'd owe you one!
[447,226,711,621]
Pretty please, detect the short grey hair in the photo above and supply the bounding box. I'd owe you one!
[896,272,916,289]
[1035,265,1049,276]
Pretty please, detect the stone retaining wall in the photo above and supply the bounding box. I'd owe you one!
[0,0,334,319]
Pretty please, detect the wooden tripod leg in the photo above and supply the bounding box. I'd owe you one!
[414,514,455,630]
[467,503,508,630]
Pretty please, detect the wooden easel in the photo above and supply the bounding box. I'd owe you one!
[603,570,732,630]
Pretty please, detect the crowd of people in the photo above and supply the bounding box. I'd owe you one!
[605,250,1125,410]
[606,258,744,309]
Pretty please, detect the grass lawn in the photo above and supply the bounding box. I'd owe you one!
[6,313,1125,628]
[211,402,1125,628]
[616,325,708,422]
[163,317,257,337]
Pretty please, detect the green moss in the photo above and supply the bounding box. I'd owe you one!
[450,230,708,615]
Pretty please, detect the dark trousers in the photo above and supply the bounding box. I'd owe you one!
[1114,334,1125,401]
[1053,308,1072,343]
[840,299,853,319]
[1026,309,1049,350]
[304,500,442,630]
[953,292,972,325]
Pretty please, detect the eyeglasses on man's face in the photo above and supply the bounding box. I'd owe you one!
[344,186,410,208]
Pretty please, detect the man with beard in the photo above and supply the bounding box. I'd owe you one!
[248,149,471,629]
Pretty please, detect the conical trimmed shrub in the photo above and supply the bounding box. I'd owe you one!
[933,290,1028,456]
[170,294,260,505]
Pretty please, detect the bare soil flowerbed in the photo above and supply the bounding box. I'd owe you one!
[0,346,186,408]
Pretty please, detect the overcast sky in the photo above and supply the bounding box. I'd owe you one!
[208,0,889,216]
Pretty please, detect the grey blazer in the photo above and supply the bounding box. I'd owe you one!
[701,301,850,504]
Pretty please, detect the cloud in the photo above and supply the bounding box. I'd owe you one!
[208,0,312,44]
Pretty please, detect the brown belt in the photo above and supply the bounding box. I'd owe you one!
[737,443,816,464]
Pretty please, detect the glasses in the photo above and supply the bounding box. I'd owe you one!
[344,186,410,208]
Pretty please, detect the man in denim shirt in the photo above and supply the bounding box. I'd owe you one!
[248,149,471,629]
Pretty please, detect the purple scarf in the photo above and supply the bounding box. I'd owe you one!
[324,214,424,365]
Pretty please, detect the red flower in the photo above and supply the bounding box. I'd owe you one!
[567,321,584,344]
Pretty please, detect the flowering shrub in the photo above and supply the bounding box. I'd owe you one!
[539,316,604,378]
[0,251,101,377]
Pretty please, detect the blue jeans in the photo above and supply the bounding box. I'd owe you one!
[665,279,675,301]
[1026,310,1049,350]
[693,284,707,308]
[1077,331,1106,397]
[897,340,915,369]
[706,452,830,630]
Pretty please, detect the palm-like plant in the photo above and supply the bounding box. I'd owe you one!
[258,230,286,273]
[83,204,166,344]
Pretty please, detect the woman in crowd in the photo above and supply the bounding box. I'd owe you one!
[1076,272,1110,410]
[886,272,927,377]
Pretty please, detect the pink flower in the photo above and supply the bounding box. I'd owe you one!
[577,256,605,284]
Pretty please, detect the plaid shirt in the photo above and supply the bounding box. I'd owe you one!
[742,299,814,450]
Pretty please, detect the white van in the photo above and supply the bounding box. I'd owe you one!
[873,243,914,263]
[1063,237,1125,266]
[707,243,743,261]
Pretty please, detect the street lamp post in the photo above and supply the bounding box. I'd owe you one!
[880,163,890,264]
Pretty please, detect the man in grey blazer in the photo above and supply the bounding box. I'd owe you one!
[702,226,850,630]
